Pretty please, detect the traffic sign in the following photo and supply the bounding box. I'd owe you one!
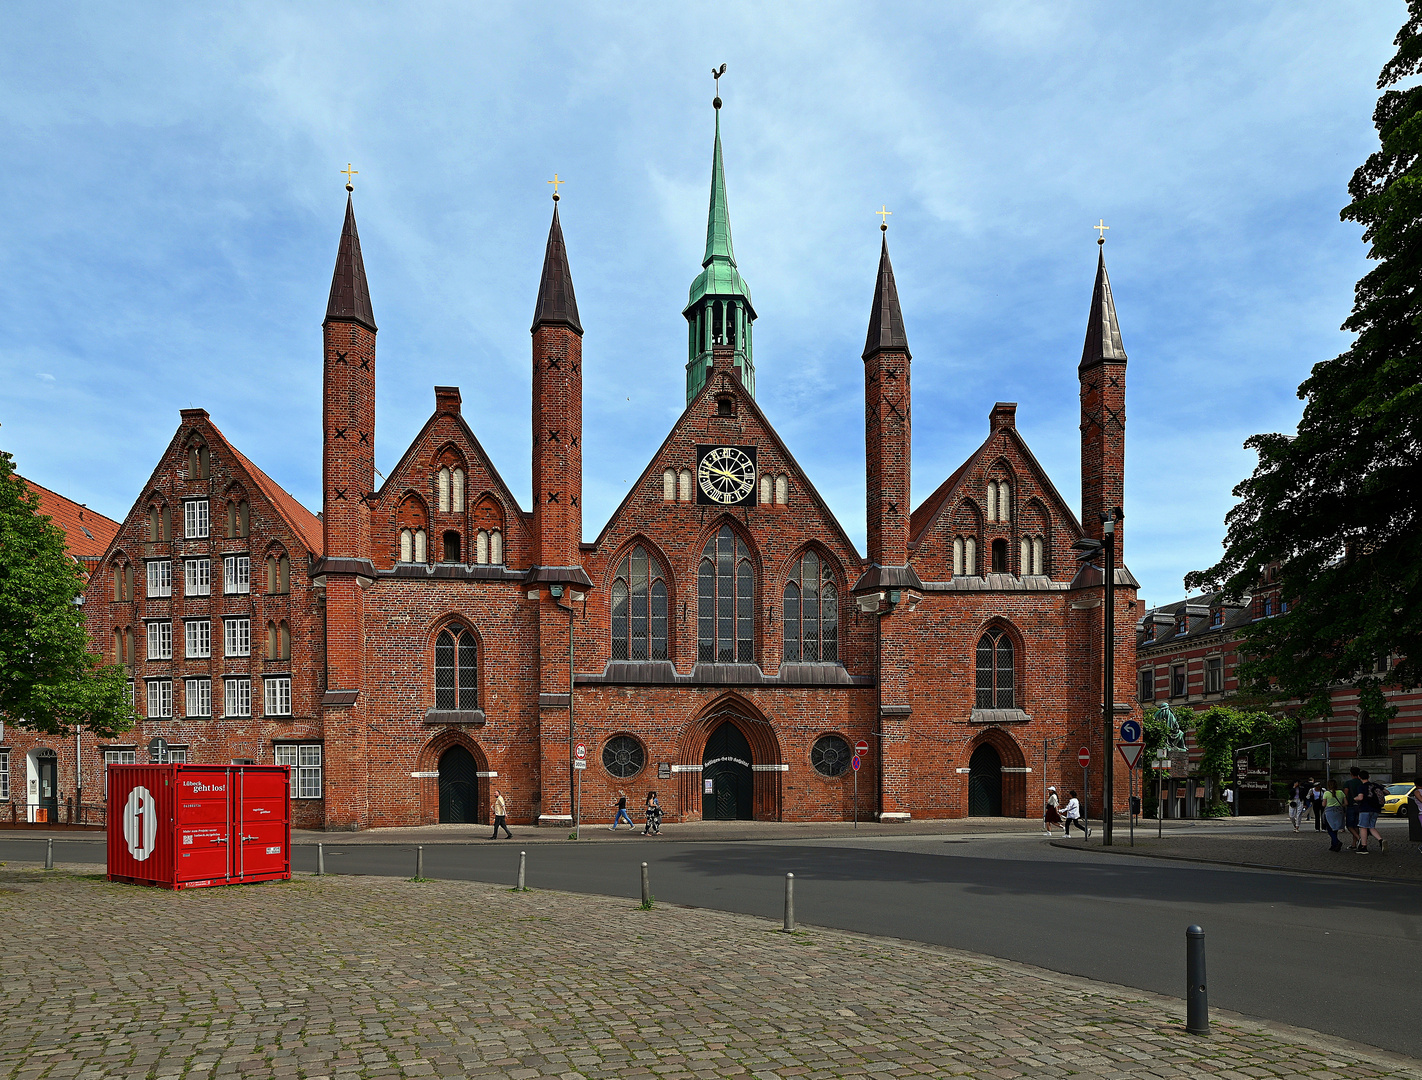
[851,755,861,771]
[854,740,869,756]
[573,759,586,770]
[1118,743,1144,770]
[1119,719,1142,744]
[1078,746,1091,768]
[574,743,586,760]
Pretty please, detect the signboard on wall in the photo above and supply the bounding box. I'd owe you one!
[1234,749,1270,794]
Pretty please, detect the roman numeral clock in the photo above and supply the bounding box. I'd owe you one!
[696,444,758,506]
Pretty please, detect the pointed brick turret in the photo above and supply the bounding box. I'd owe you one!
[1079,247,1125,371]
[1079,243,1127,551]
[326,194,376,332]
[531,204,582,334]
[863,235,910,360]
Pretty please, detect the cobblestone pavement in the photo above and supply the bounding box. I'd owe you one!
[3,864,1419,1080]
[1055,815,1422,882]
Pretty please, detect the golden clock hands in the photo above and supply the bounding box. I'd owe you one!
[708,465,743,481]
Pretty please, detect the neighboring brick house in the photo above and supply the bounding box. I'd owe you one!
[17,476,121,582]
[19,100,1144,829]
[1136,578,1422,786]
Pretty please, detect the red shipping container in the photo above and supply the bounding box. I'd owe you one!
[107,764,291,889]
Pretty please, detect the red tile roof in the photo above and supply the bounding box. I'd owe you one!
[213,426,324,557]
[19,476,122,569]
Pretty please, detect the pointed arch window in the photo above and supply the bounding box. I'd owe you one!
[1018,536,1046,576]
[435,625,478,710]
[975,630,1015,709]
[783,551,837,663]
[698,525,753,663]
[451,468,465,512]
[610,546,668,661]
[437,468,451,513]
[953,536,977,577]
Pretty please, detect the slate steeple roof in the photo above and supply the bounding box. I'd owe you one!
[325,194,376,332]
[531,203,582,334]
[862,234,910,360]
[1079,246,1126,370]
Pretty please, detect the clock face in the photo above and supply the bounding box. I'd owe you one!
[696,445,758,506]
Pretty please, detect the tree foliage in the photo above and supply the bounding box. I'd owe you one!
[1186,4,1422,717]
[0,450,135,737]
[1192,706,1297,789]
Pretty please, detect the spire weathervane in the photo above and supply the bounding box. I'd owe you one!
[877,205,892,232]
[1094,218,1109,245]
[548,173,564,202]
[712,62,727,109]
[342,163,358,192]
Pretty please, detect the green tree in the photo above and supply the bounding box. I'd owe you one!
[1192,705,1296,791]
[1185,5,1422,719]
[0,451,134,737]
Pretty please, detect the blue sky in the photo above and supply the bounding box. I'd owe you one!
[0,2,1403,606]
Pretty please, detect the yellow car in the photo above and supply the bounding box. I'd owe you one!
[1383,783,1416,817]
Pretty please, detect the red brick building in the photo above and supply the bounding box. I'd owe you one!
[15,103,1142,828]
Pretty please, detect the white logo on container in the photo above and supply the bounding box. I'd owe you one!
[123,786,158,861]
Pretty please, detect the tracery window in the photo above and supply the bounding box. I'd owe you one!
[975,630,1015,709]
[697,525,753,663]
[811,734,852,777]
[435,625,478,710]
[783,551,837,663]
[610,546,668,661]
[602,735,645,779]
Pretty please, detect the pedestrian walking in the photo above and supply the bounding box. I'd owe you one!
[1344,766,1365,849]
[643,790,662,835]
[1223,786,1235,816]
[610,790,634,831]
[1288,780,1308,832]
[1310,779,1325,831]
[1353,769,1386,854]
[1043,787,1063,834]
[1322,779,1346,853]
[490,789,512,839]
[1408,777,1422,855]
[1062,790,1089,838]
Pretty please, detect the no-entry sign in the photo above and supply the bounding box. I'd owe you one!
[855,740,869,756]
[1078,746,1091,768]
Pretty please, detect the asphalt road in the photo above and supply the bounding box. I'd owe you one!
[9,832,1418,1058]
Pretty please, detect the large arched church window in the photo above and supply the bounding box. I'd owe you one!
[783,551,838,663]
[435,625,478,710]
[610,546,668,661]
[975,630,1015,709]
[698,525,753,663]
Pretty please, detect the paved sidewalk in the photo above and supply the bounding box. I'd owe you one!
[2,863,1418,1080]
[1053,815,1422,882]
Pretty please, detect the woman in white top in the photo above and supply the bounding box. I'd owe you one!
[1062,790,1090,838]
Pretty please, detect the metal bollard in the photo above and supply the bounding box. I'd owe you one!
[45,838,54,871]
[640,862,650,907]
[783,872,795,932]
[1186,924,1210,1035]
[415,845,424,880]
[517,850,526,891]
[316,842,325,876]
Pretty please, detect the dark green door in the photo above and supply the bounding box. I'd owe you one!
[438,746,478,823]
[702,721,753,820]
[967,744,1002,817]
[37,752,58,822]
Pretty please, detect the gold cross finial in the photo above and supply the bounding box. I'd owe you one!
[877,205,892,232]
[548,173,564,202]
[1094,218,1109,244]
[342,163,358,192]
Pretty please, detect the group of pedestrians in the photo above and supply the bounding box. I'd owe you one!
[1043,786,1089,838]
[1309,767,1422,855]
[609,789,662,835]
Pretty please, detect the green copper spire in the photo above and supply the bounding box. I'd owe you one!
[684,86,756,404]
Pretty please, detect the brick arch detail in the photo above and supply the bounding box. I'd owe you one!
[415,730,491,825]
[692,515,763,577]
[964,727,1028,818]
[603,533,680,601]
[772,539,846,592]
[673,695,783,821]
[432,441,468,470]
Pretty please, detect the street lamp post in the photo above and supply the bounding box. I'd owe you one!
[1101,512,1117,848]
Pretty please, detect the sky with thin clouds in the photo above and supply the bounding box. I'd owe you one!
[0,2,1404,606]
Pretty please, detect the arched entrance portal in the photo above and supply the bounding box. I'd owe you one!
[968,743,1002,817]
[702,721,753,820]
[438,745,478,823]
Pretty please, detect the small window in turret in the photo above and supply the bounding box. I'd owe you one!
[716,395,735,417]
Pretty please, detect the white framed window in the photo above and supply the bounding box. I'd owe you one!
[225,677,251,717]
[275,743,322,799]
[184,499,210,539]
[146,559,172,598]
[146,621,172,660]
[146,679,173,718]
[184,619,210,659]
[102,748,137,797]
[184,558,211,596]
[185,677,211,718]
[166,747,188,764]
[0,751,8,801]
[224,617,250,657]
[223,555,250,595]
[264,677,291,717]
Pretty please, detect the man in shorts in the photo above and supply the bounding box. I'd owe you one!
[1354,769,1385,854]
[1343,766,1365,849]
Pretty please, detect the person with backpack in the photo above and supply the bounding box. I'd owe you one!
[1353,769,1387,854]
[1343,766,1366,849]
